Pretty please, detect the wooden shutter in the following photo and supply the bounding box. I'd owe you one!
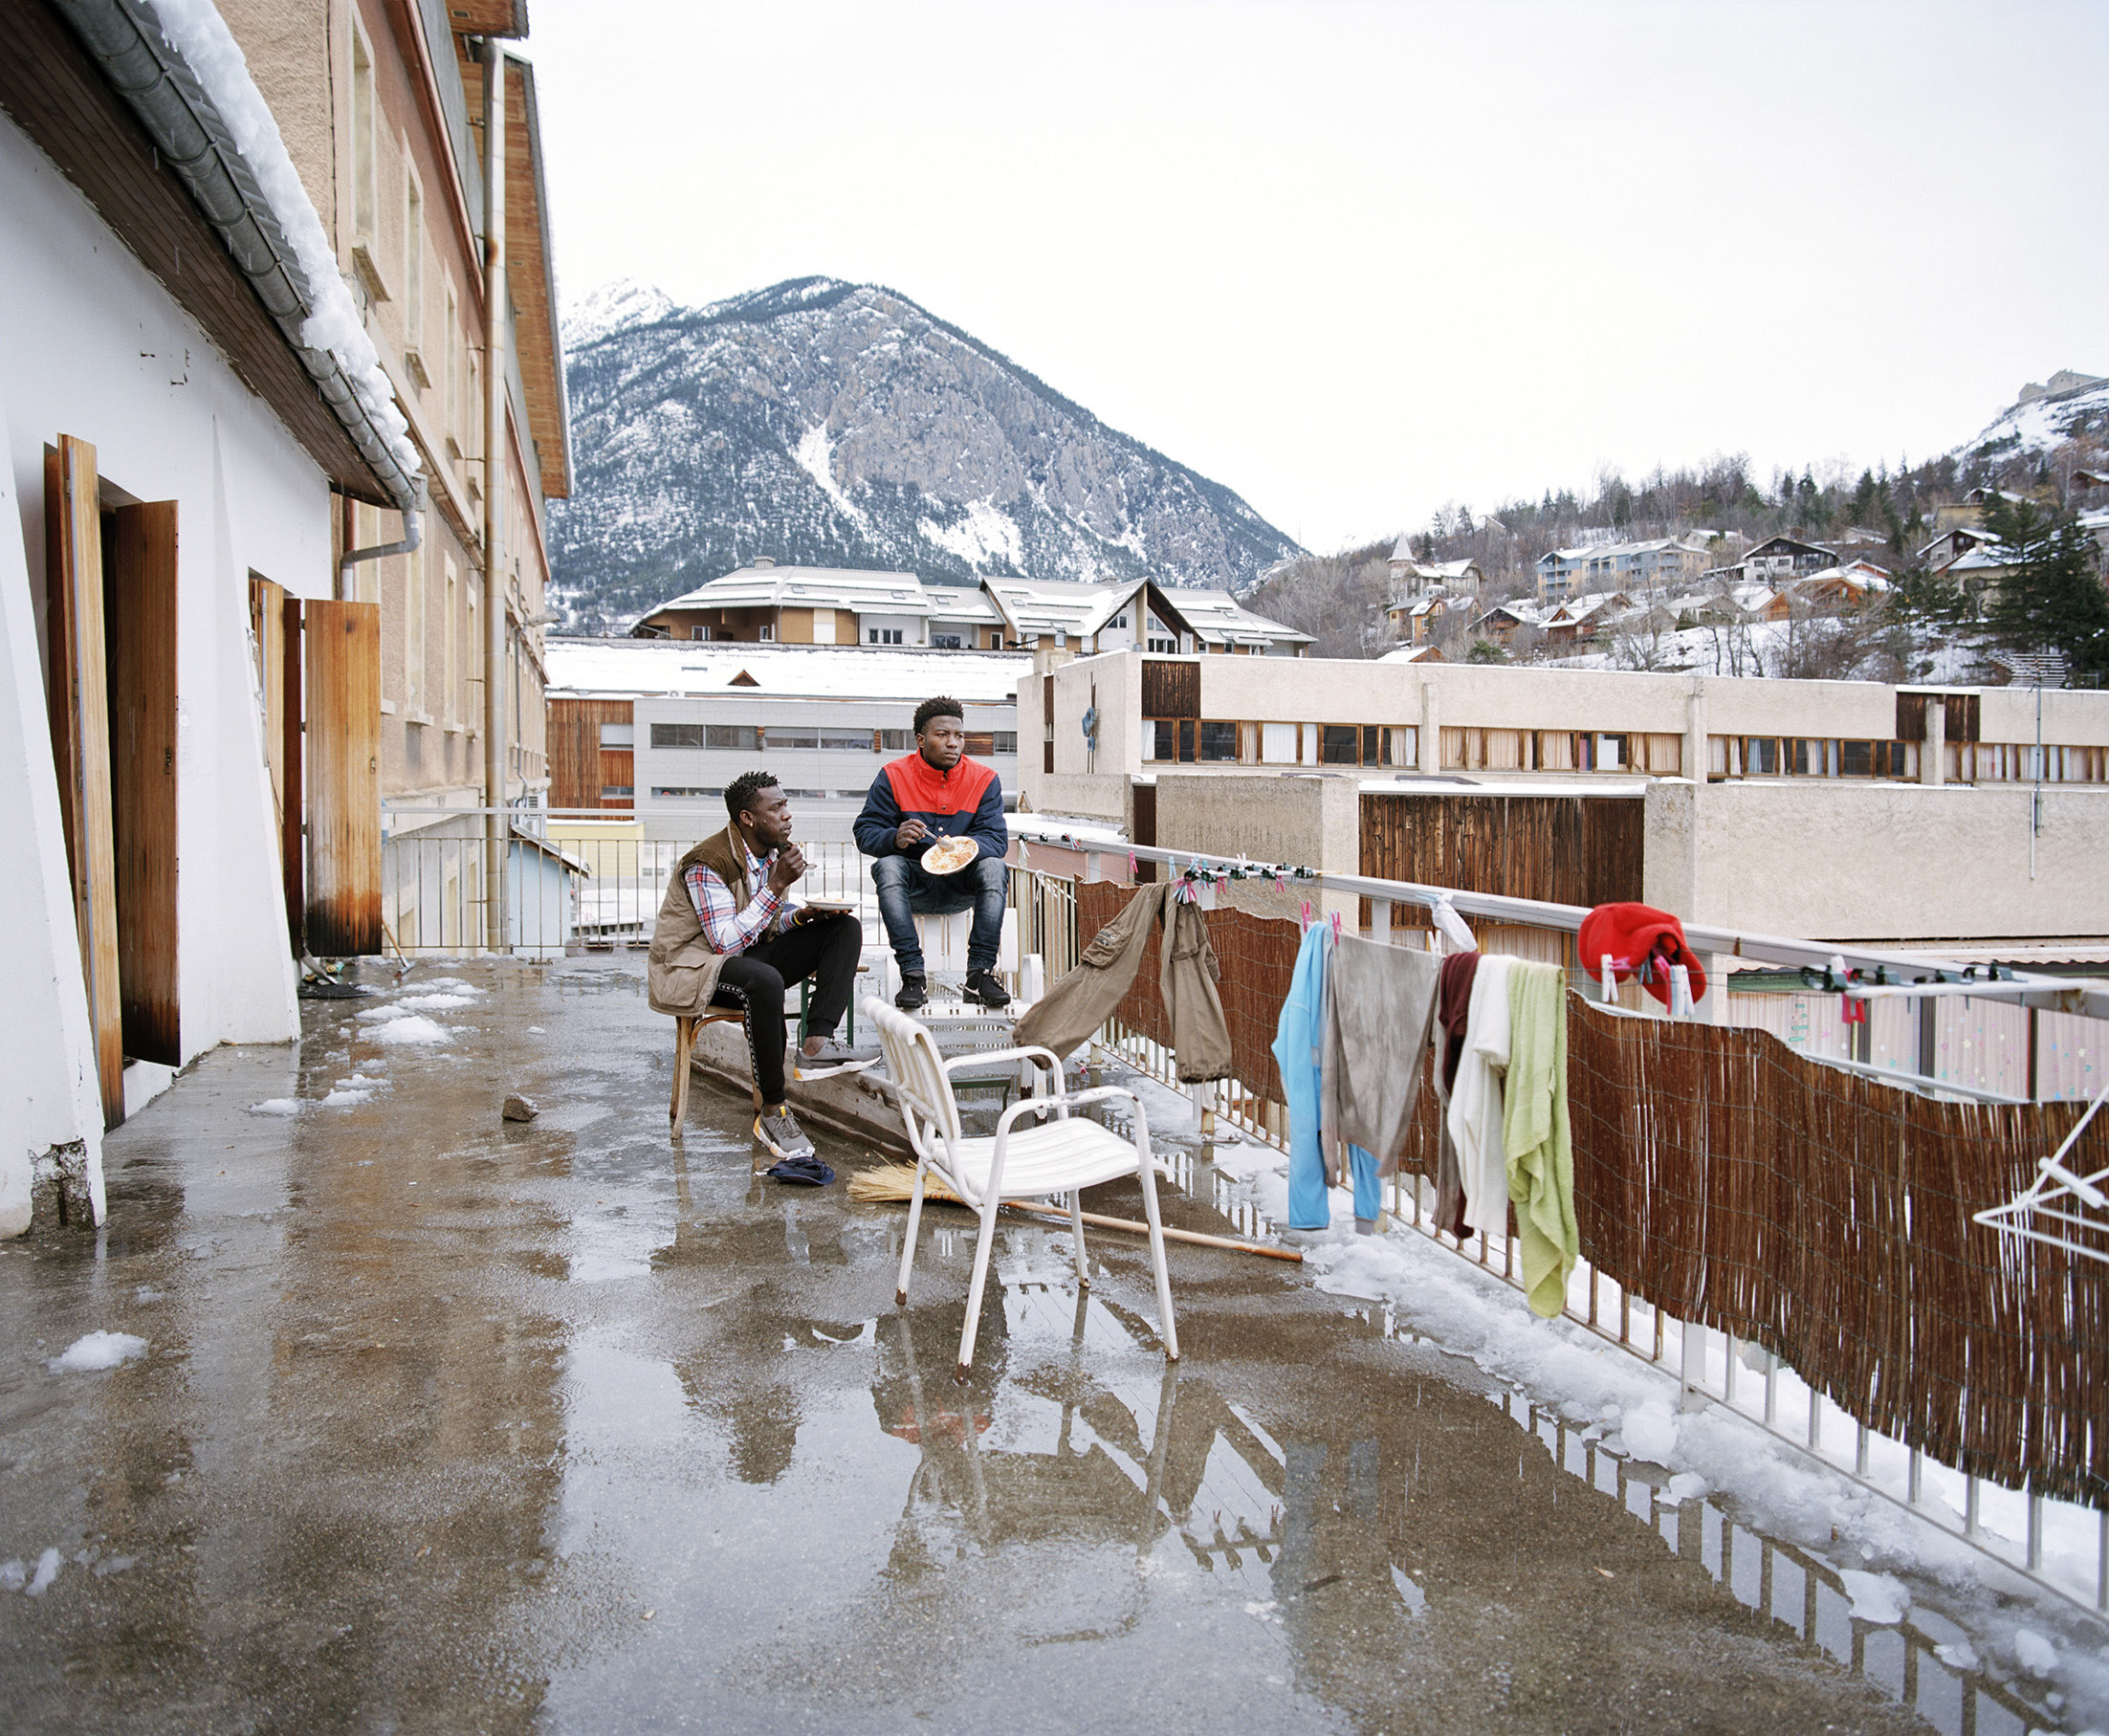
[107,502,180,1066]
[964,731,996,758]
[250,578,306,956]
[1895,692,1927,742]
[44,436,125,1128]
[1944,692,1980,744]
[304,600,383,955]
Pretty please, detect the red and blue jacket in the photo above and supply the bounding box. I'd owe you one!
[854,752,1008,864]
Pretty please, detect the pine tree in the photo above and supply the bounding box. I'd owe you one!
[1980,493,2109,675]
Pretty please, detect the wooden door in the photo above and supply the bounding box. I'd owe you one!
[304,600,382,955]
[43,434,124,1127]
[107,501,180,1066]
[250,578,306,956]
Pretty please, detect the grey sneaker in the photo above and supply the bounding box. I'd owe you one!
[793,1037,881,1081]
[755,1108,815,1161]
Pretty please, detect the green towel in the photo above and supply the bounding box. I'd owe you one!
[1503,962,1577,1319]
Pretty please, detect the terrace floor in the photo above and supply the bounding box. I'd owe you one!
[0,957,2045,1732]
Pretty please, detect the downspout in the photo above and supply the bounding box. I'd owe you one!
[337,496,424,601]
[480,35,509,952]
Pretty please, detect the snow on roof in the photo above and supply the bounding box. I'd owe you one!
[1946,543,2022,572]
[545,638,1029,702]
[982,576,1144,636]
[646,564,935,617]
[152,0,421,497]
[1376,645,1443,663]
[1158,586,1312,645]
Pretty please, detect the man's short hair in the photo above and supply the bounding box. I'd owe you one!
[913,695,964,735]
[724,770,778,823]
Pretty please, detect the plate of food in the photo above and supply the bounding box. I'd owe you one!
[920,836,979,875]
[799,898,856,916]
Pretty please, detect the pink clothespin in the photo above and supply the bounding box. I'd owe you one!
[1330,911,1343,943]
[1274,871,1286,893]
[1300,899,1312,933]
[1127,849,1138,877]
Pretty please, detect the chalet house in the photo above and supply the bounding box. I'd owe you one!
[1541,591,1632,648]
[1742,537,1838,582]
[1386,592,1459,645]
[631,563,1005,649]
[1468,603,1539,648]
[1385,543,1483,594]
[1919,527,1999,569]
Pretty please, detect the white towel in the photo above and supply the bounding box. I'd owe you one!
[1448,954,1514,1238]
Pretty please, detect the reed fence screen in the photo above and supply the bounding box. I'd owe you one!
[1073,881,2107,1508]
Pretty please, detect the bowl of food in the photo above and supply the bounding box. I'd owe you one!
[920,836,979,875]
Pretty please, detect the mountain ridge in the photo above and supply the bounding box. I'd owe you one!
[546,276,1305,627]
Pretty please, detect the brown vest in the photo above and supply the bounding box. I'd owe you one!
[647,823,760,1016]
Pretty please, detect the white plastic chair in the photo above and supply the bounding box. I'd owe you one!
[863,997,1179,1378]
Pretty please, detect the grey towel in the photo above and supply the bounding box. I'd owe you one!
[1321,934,1441,1181]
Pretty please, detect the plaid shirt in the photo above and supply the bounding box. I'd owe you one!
[684,841,797,955]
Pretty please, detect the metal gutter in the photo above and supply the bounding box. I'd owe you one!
[50,0,422,513]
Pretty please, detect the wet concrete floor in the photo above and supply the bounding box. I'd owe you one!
[0,958,1938,1733]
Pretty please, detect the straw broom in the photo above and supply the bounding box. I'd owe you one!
[848,1162,1302,1264]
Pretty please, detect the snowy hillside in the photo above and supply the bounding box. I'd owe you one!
[548,277,1305,629]
[1961,372,2109,463]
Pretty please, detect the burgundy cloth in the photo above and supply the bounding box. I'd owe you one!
[1438,951,1482,1093]
[1577,902,1708,1008]
[1432,950,1481,1240]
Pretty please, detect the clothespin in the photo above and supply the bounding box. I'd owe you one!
[1329,911,1342,944]
[1600,953,1617,1002]
[1669,963,1694,1018]
[1127,849,1138,877]
[1300,899,1312,933]
[1275,871,1286,892]
[1841,994,1867,1025]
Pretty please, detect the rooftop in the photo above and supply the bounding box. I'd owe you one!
[546,637,1029,702]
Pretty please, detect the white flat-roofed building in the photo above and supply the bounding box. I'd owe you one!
[545,638,1027,843]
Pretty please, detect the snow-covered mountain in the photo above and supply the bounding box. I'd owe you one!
[547,277,1304,629]
[1960,370,2109,463]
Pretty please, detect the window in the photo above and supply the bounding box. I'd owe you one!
[1874,740,1912,778]
[651,722,708,749]
[1147,636,1177,654]
[692,626,710,641]
[820,733,871,751]
[1321,725,1358,765]
[1148,719,1197,762]
[599,722,634,748]
[769,730,820,749]
[991,731,1018,755]
[442,281,458,455]
[649,786,719,800]
[404,543,424,714]
[705,724,760,751]
[403,171,424,359]
[1198,720,1239,761]
[1840,739,1875,778]
[758,626,776,642]
[780,789,826,801]
[443,558,457,723]
[880,730,911,751]
[933,633,961,649]
[350,25,377,245]
[1595,734,1627,771]
[868,627,904,645]
[1745,736,1780,775]
[601,785,634,801]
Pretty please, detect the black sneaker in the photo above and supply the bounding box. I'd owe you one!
[894,974,929,1011]
[963,969,1011,1010]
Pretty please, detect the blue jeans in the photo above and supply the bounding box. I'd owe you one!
[871,851,1006,976]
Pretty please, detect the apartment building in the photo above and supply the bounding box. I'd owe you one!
[633,563,1005,649]
[1535,536,1715,604]
[1021,651,2109,945]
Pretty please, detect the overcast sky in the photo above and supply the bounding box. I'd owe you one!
[528,0,2107,554]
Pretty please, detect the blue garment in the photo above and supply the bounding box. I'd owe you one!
[1271,923,1380,1231]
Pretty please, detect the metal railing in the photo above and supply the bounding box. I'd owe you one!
[379,806,870,957]
[1000,832,2109,1625]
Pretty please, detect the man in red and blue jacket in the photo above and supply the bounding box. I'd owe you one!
[854,695,1010,1010]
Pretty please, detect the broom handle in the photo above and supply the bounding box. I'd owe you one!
[997,1198,1303,1263]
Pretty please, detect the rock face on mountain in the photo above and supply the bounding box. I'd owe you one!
[548,277,1303,628]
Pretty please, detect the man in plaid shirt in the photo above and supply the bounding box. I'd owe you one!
[683,771,869,1166]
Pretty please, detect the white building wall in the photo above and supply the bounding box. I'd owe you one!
[1,114,321,1221]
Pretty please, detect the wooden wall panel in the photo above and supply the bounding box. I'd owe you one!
[281,593,305,956]
[305,601,383,956]
[1141,659,1200,719]
[107,502,180,1066]
[547,696,631,808]
[44,436,124,1127]
[1359,793,1645,910]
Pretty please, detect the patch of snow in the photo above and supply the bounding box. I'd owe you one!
[1934,1639,1979,1672]
[247,1098,301,1116]
[24,1549,59,1597]
[48,1330,148,1373]
[793,424,870,531]
[2012,1627,2058,1676]
[370,1015,451,1046]
[319,1088,373,1108]
[0,1560,25,1593]
[1837,1569,1910,1624]
[1617,1396,1679,1465]
[918,500,1026,571]
[392,993,475,1011]
[148,0,419,492]
[1664,1470,1710,1504]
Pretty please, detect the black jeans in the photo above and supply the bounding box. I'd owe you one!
[710,915,863,1105]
